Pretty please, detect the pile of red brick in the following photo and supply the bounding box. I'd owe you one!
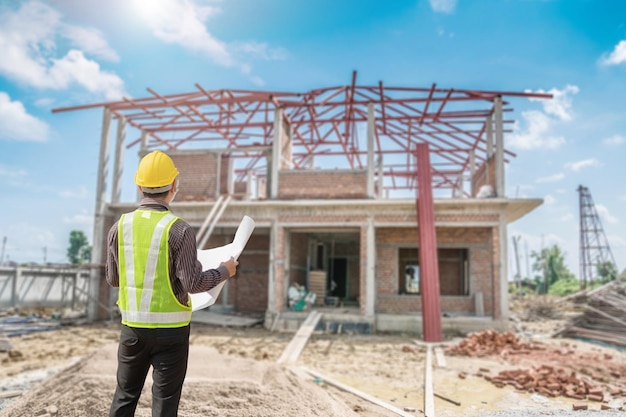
[480,365,622,400]
[447,329,626,409]
[445,329,545,357]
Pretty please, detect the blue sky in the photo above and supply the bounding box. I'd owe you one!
[0,0,624,279]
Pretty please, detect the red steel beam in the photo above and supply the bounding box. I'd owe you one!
[415,142,442,342]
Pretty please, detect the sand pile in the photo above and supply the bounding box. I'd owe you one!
[0,343,361,417]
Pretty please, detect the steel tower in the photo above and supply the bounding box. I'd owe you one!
[578,185,617,288]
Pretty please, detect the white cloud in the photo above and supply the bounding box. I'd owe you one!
[543,194,557,206]
[133,0,285,85]
[61,24,120,62]
[529,85,579,121]
[429,0,457,13]
[0,92,49,142]
[559,213,574,222]
[232,41,288,61]
[50,50,126,100]
[135,0,233,66]
[600,40,626,66]
[0,1,126,100]
[603,134,625,146]
[507,110,565,150]
[564,158,602,172]
[595,204,619,224]
[509,85,579,150]
[536,173,565,183]
[34,97,55,108]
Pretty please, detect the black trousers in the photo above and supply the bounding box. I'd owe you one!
[109,324,190,417]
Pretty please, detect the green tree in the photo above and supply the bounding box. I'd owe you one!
[596,261,617,283]
[530,244,575,294]
[67,230,92,264]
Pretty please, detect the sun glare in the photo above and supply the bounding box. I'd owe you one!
[131,0,169,22]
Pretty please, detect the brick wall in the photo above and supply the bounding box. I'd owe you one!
[169,151,219,201]
[289,233,309,288]
[375,226,497,317]
[278,169,369,199]
[197,231,270,313]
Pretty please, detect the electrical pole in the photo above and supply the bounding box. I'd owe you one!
[0,236,6,265]
[512,235,522,291]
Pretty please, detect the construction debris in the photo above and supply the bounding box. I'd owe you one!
[556,281,626,349]
[0,315,60,338]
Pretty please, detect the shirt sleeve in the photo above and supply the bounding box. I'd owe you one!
[105,221,120,288]
[171,219,229,294]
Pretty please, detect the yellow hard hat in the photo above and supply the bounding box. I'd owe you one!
[134,150,179,191]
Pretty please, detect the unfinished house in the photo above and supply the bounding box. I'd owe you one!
[54,73,551,336]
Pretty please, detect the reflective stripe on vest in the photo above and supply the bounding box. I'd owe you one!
[117,210,191,328]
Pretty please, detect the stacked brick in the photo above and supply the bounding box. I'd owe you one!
[448,329,626,410]
[445,329,545,357]
[481,365,614,400]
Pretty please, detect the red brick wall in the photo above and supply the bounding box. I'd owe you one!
[278,170,369,199]
[375,226,496,316]
[199,231,269,313]
[219,154,232,195]
[232,241,269,313]
[289,233,309,288]
[169,152,219,201]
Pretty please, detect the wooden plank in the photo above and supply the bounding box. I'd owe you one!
[277,310,322,364]
[0,390,22,399]
[300,366,416,417]
[424,345,435,417]
[434,347,446,368]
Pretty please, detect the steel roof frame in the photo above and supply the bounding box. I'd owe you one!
[54,71,551,197]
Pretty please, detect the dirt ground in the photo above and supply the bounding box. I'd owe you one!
[1,296,625,416]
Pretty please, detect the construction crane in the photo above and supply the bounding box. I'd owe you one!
[578,185,617,289]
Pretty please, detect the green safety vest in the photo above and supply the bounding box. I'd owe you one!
[117,209,192,328]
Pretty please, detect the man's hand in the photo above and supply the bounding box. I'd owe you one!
[221,256,239,277]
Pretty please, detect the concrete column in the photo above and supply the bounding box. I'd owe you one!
[469,149,476,196]
[377,154,384,199]
[226,156,234,195]
[11,268,19,307]
[270,108,282,199]
[246,170,255,200]
[494,96,505,197]
[486,114,493,158]
[365,216,376,317]
[137,131,148,201]
[267,219,278,313]
[89,107,112,322]
[215,153,222,199]
[367,103,375,198]
[498,215,509,323]
[111,115,126,204]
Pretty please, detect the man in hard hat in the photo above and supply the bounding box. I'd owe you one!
[105,150,239,417]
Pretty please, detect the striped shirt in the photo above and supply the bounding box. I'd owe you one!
[105,198,228,306]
